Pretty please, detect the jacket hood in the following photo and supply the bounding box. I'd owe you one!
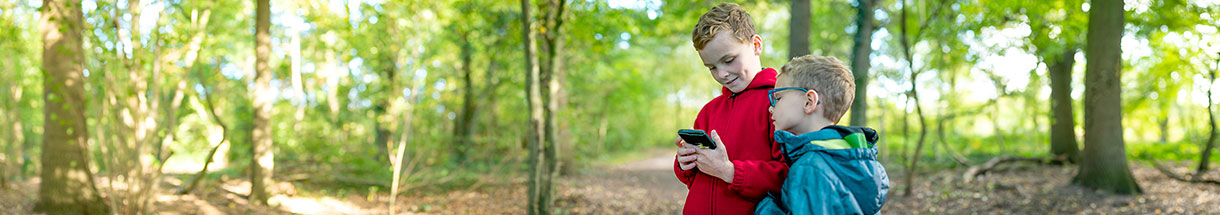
[773,125,880,162]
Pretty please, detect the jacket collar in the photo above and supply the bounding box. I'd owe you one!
[720,68,777,96]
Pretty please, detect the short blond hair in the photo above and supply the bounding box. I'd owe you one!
[691,3,756,50]
[779,55,855,123]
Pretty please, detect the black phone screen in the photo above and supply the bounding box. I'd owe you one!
[678,129,717,149]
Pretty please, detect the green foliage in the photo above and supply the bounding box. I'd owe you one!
[1,0,1219,200]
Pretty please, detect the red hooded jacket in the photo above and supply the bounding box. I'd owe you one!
[675,68,789,214]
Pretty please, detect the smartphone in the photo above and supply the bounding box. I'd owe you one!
[678,129,717,149]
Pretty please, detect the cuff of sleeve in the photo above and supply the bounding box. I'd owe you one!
[728,160,751,193]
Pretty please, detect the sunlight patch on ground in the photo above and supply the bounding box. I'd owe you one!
[271,195,379,215]
[155,193,224,215]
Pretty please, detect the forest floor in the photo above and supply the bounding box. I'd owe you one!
[2,149,1219,214]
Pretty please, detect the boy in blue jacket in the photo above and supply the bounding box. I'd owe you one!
[755,55,889,215]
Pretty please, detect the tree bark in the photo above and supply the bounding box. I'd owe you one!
[372,16,400,164]
[898,0,931,196]
[452,32,475,163]
[372,63,395,164]
[35,0,108,213]
[849,0,875,126]
[1197,58,1219,177]
[249,0,275,205]
[1072,0,1141,194]
[1048,49,1080,164]
[1159,113,1169,143]
[539,0,567,205]
[1,75,19,187]
[522,0,549,214]
[789,0,810,59]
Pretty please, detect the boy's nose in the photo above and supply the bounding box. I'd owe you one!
[717,69,732,79]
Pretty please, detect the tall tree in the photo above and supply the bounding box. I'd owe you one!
[897,0,949,196]
[1198,55,1220,177]
[249,0,275,205]
[34,0,108,213]
[537,0,568,212]
[789,0,810,59]
[848,0,875,126]
[371,65,395,164]
[452,29,475,162]
[521,0,549,214]
[1048,49,1080,163]
[1072,0,1141,194]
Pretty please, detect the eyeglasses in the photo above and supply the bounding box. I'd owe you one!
[768,87,818,107]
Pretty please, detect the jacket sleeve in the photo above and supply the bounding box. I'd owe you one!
[674,107,711,187]
[727,121,789,200]
[674,155,698,187]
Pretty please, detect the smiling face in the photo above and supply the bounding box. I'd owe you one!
[698,30,763,93]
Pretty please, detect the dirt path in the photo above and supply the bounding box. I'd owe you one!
[371,148,690,214]
[7,151,1218,214]
[557,148,687,214]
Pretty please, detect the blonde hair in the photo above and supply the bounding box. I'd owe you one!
[779,55,855,123]
[691,3,756,50]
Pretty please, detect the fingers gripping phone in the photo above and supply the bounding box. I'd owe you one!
[678,129,717,149]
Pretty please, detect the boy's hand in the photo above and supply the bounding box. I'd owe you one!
[676,137,700,171]
[696,130,734,183]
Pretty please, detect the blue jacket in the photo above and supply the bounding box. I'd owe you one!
[755,125,889,215]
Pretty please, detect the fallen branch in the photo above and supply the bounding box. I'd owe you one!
[963,155,1066,183]
[1151,162,1220,186]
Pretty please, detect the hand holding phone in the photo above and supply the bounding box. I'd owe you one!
[678,129,717,150]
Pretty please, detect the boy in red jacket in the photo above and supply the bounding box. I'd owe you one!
[674,3,788,214]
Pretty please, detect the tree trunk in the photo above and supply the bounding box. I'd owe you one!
[290,34,308,149]
[35,0,108,213]
[372,16,400,164]
[372,63,395,164]
[991,101,1005,152]
[452,32,475,163]
[789,0,810,59]
[179,86,230,195]
[849,0,875,126]
[539,0,568,203]
[1049,49,1080,163]
[522,0,550,214]
[0,0,14,188]
[324,50,342,120]
[901,76,928,197]
[1,87,9,188]
[476,40,504,143]
[1158,113,1169,143]
[389,58,430,215]
[1197,59,1219,177]
[249,0,275,205]
[898,0,929,196]
[373,94,391,163]
[901,98,909,164]
[1,77,20,187]
[1072,0,1141,194]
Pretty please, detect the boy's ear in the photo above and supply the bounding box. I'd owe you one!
[751,34,763,56]
[804,90,819,114]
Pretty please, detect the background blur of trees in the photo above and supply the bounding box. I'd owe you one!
[1,0,1219,214]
